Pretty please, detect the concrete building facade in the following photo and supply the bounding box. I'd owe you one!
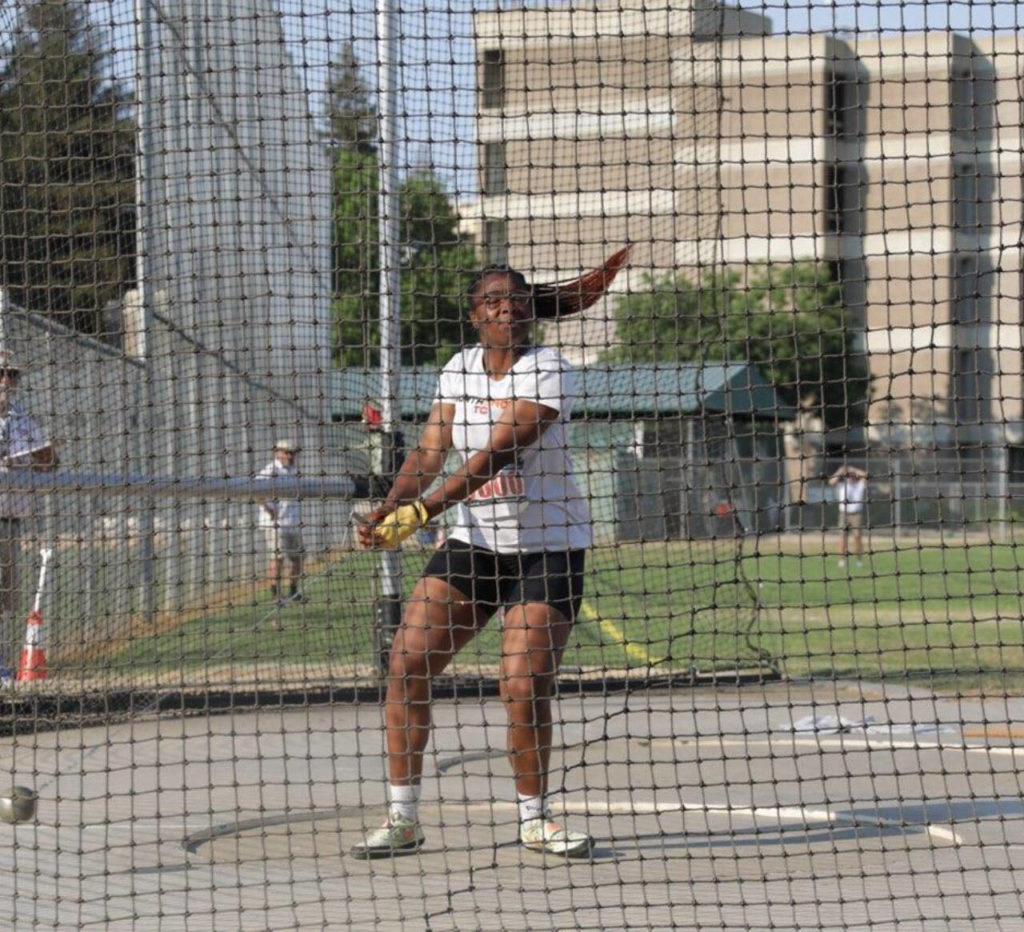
[471,1,1024,456]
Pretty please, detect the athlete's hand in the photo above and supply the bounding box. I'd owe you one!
[355,502,431,549]
[355,506,391,549]
[372,501,430,550]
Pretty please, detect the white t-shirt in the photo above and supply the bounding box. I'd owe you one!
[435,344,591,553]
[0,403,48,519]
[837,477,867,514]
[257,459,300,527]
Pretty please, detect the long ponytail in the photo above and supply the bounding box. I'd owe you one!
[465,246,631,319]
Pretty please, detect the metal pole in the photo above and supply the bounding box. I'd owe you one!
[892,454,901,539]
[374,0,405,673]
[134,0,156,623]
[998,442,1008,544]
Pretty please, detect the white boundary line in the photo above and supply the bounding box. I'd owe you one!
[468,799,964,847]
[29,800,966,850]
[691,735,1024,758]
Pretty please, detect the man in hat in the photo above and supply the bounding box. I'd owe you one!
[0,350,57,674]
[829,463,869,567]
[257,439,306,604]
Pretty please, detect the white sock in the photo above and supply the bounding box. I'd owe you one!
[518,793,548,824]
[388,784,421,822]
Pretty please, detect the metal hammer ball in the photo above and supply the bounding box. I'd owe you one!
[0,786,38,824]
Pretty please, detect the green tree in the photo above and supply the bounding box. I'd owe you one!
[327,50,476,368]
[332,146,381,368]
[321,42,377,155]
[604,262,869,430]
[0,0,135,337]
[332,157,476,367]
[395,169,477,366]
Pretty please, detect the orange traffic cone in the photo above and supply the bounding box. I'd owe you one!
[16,609,46,682]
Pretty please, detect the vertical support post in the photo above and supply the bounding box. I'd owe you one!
[134,0,156,624]
[892,454,901,540]
[998,443,1008,544]
[374,0,404,674]
[373,434,405,673]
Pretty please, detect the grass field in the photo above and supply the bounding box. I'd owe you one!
[89,536,1024,692]
[745,539,1024,688]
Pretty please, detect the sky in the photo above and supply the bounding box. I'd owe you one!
[90,0,1024,200]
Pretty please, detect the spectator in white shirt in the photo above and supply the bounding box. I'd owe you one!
[257,439,306,605]
[829,464,868,567]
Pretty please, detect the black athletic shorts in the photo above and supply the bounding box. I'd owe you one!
[421,539,586,623]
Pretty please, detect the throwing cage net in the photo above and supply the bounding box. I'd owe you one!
[0,0,1022,927]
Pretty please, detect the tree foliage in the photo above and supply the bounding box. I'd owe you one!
[327,51,476,368]
[332,155,476,367]
[0,0,135,336]
[321,42,377,155]
[604,262,870,430]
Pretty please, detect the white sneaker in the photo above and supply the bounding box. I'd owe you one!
[350,808,424,859]
[520,817,594,858]
[837,559,846,568]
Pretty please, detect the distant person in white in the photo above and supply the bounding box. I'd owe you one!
[351,249,629,861]
[0,350,57,672]
[257,439,306,605]
[829,464,868,567]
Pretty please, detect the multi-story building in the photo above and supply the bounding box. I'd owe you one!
[471,0,1024,458]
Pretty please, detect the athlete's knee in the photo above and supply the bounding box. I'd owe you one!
[386,639,431,682]
[501,665,555,706]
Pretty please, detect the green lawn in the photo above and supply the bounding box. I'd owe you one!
[743,543,1024,686]
[88,539,1024,692]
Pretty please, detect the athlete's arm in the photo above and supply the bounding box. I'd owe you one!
[382,401,454,508]
[356,402,456,548]
[421,398,558,518]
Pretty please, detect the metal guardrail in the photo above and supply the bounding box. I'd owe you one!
[0,471,389,501]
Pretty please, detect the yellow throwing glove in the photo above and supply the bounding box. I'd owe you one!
[373,500,430,549]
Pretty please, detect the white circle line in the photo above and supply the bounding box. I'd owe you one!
[466,800,964,847]
[662,735,1022,757]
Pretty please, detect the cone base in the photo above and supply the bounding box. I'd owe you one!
[16,648,46,681]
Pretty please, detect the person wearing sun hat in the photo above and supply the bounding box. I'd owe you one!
[256,438,306,605]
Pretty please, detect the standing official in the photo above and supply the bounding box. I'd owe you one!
[829,464,868,567]
[257,439,306,605]
[0,351,57,674]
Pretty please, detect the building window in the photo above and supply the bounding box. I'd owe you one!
[481,49,504,109]
[824,71,854,138]
[484,219,508,265]
[482,141,507,196]
[823,163,856,234]
[952,70,974,135]
[1020,76,1024,142]
[953,349,980,425]
[1008,445,1024,483]
[953,162,978,230]
[953,255,980,325]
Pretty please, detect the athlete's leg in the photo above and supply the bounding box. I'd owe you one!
[498,601,573,798]
[385,576,491,785]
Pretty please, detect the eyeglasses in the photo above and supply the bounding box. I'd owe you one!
[477,291,531,310]
[0,370,20,381]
